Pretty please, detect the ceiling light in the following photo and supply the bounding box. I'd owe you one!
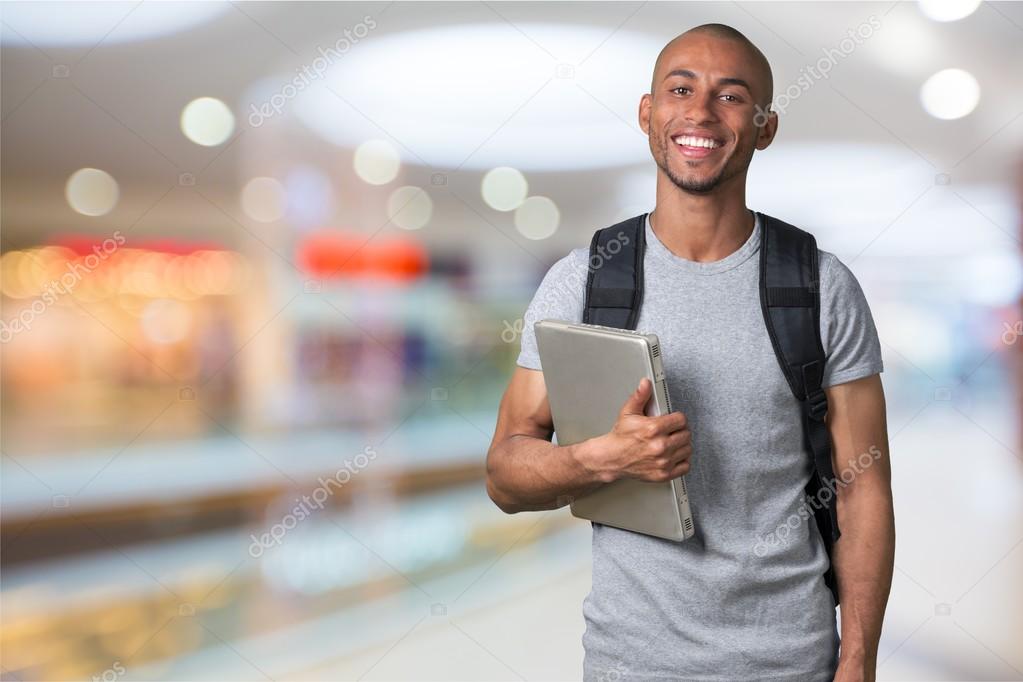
[918,0,981,22]
[920,68,980,120]
[0,2,229,46]
[291,23,656,170]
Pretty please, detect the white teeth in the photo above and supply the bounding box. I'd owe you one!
[673,135,720,149]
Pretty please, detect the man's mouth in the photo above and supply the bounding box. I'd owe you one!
[672,134,723,159]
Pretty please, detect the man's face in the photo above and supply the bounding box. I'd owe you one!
[640,34,775,194]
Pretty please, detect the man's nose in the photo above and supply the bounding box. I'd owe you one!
[684,92,717,125]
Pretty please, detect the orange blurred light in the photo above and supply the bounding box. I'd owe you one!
[296,230,427,282]
[369,237,429,282]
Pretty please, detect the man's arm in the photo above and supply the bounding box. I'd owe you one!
[826,373,895,682]
[486,367,692,513]
[485,367,609,512]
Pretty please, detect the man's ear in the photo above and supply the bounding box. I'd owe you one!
[638,93,651,135]
[755,107,778,150]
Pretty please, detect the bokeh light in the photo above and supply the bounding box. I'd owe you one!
[241,177,288,222]
[353,139,400,185]
[481,167,528,212]
[180,97,235,146]
[65,168,119,216]
[514,195,559,240]
[920,68,980,120]
[387,186,432,230]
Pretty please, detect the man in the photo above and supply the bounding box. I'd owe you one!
[486,23,894,682]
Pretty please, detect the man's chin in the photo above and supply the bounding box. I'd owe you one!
[672,173,723,194]
[654,153,727,194]
[665,158,724,193]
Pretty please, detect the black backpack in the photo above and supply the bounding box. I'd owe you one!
[583,211,841,606]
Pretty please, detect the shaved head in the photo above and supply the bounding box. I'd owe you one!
[639,22,779,195]
[651,24,773,109]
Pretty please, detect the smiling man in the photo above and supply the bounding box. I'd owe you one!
[487,24,894,682]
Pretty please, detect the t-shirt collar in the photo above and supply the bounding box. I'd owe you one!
[643,210,761,275]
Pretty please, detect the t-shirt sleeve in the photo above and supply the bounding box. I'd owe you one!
[515,248,589,370]
[818,251,884,388]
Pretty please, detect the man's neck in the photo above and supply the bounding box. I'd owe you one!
[649,175,755,263]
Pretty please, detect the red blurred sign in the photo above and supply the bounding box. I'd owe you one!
[296,230,427,282]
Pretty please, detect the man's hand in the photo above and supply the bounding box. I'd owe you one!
[833,655,872,682]
[486,368,692,513]
[581,377,692,484]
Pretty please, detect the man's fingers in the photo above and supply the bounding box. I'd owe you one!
[619,377,653,417]
[649,410,688,434]
[668,457,692,478]
[664,430,692,454]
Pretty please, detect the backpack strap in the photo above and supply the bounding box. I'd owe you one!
[582,213,647,330]
[757,211,841,606]
[583,210,842,606]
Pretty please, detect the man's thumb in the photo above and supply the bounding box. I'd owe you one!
[620,378,652,416]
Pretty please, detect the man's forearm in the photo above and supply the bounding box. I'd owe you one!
[486,434,609,513]
[833,482,895,676]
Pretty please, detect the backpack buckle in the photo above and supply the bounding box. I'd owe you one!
[806,388,828,422]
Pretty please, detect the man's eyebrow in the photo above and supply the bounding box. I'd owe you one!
[664,69,697,81]
[718,77,752,92]
[663,69,753,92]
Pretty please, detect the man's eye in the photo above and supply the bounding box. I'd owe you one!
[720,94,740,102]
[672,87,690,95]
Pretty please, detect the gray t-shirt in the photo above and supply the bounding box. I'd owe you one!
[516,211,883,682]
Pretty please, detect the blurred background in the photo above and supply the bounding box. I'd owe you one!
[1,1,1022,680]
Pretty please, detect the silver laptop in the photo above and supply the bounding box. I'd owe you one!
[534,318,695,542]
